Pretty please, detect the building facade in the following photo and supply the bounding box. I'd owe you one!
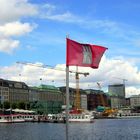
[59,86,87,110]
[59,87,75,107]
[110,96,125,109]
[108,84,125,98]
[130,95,140,107]
[85,89,108,110]
[29,85,63,114]
[81,94,87,110]
[0,86,9,103]
[0,79,29,104]
[108,84,126,108]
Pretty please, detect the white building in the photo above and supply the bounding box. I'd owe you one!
[130,95,140,107]
[81,94,87,110]
[110,96,125,109]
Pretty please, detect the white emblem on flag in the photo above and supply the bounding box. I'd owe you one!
[82,46,92,64]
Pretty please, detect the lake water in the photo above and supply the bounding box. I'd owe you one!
[0,119,140,140]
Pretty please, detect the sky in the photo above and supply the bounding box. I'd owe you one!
[0,0,140,97]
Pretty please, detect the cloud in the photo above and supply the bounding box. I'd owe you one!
[96,57,140,86]
[40,3,77,25]
[0,0,38,23]
[41,3,56,14]
[0,57,140,97]
[0,21,36,54]
[126,87,140,97]
[0,0,38,54]
[42,11,78,23]
[39,3,140,50]
[0,21,36,37]
[0,38,19,54]
[39,3,119,30]
[39,3,80,23]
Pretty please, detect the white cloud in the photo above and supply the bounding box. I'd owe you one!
[42,3,56,14]
[39,3,80,23]
[0,57,140,97]
[39,3,120,31]
[0,38,19,54]
[0,0,38,54]
[42,11,78,23]
[0,21,35,37]
[126,87,140,97]
[0,0,38,23]
[0,21,36,54]
[95,57,140,86]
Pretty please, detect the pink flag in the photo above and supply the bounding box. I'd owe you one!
[66,38,107,68]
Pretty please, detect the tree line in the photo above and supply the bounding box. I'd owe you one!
[0,101,30,110]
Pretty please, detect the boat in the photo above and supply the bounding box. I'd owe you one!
[68,113,94,123]
[0,109,40,123]
[11,109,42,122]
[115,109,140,119]
[116,113,140,119]
[20,114,39,122]
[0,114,25,123]
[0,113,46,123]
[47,112,94,123]
[68,109,94,123]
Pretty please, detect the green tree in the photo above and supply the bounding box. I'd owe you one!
[3,101,10,109]
[0,103,2,109]
[26,102,30,110]
[18,102,25,109]
[11,102,18,109]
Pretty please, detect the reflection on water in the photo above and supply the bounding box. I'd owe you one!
[0,119,140,140]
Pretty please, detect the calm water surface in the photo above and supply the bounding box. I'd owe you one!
[0,119,140,140]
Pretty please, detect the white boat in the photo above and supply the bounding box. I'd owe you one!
[68,113,94,123]
[48,113,94,123]
[10,109,39,122]
[116,113,140,119]
[0,114,25,123]
[20,114,38,122]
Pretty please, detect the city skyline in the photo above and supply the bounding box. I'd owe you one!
[0,0,140,97]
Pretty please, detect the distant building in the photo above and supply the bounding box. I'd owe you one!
[85,89,108,110]
[0,79,29,104]
[109,96,125,109]
[108,84,126,108]
[59,86,75,106]
[130,95,140,107]
[125,98,130,107]
[59,86,87,110]
[29,84,63,114]
[81,93,87,110]
[108,84,125,98]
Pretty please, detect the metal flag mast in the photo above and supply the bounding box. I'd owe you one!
[66,65,69,140]
[66,35,70,140]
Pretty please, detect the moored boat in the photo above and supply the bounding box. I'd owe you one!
[20,114,39,122]
[68,113,94,123]
[0,114,25,123]
[116,113,140,119]
[47,112,94,123]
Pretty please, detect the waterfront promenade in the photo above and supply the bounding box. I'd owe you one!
[0,119,140,140]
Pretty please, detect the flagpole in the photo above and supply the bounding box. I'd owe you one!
[66,65,69,140]
[66,35,69,140]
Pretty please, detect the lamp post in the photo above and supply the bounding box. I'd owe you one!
[19,74,21,82]
[40,78,42,85]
